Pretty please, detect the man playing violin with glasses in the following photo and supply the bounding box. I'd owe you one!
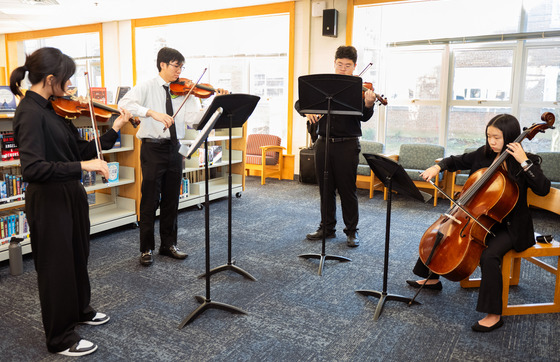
[119,47,227,266]
[296,45,377,247]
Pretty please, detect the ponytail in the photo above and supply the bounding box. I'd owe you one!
[9,65,28,97]
[8,47,75,97]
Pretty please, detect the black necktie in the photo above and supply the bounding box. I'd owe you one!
[163,85,177,142]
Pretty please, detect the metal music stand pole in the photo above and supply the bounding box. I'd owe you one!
[355,154,431,320]
[199,112,256,281]
[297,74,363,275]
[178,94,260,328]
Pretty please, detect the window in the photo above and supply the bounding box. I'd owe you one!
[352,0,560,155]
[11,32,102,94]
[133,13,290,145]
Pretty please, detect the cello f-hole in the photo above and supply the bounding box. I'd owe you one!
[460,216,470,238]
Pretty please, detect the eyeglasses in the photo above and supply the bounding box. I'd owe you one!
[167,63,185,71]
[335,62,355,70]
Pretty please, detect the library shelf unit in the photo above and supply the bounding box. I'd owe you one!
[0,113,137,262]
[177,126,246,211]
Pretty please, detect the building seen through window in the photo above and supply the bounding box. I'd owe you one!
[353,0,560,155]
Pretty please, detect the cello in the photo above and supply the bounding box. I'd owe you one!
[418,112,555,282]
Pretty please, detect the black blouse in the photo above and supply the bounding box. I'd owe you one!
[13,91,118,183]
[438,146,551,252]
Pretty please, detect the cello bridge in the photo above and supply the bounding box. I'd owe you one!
[444,213,462,225]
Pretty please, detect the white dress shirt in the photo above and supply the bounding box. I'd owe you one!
[118,75,203,140]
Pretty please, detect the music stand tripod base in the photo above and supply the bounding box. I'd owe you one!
[298,252,351,276]
[178,295,247,328]
[355,289,420,321]
[199,262,257,281]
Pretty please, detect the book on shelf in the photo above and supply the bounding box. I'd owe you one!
[90,87,107,104]
[115,86,131,104]
[198,145,223,166]
[0,208,27,242]
[0,132,19,161]
[107,162,119,183]
[0,86,17,113]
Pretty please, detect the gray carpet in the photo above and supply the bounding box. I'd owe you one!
[1,176,559,361]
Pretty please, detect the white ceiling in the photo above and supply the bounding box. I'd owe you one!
[0,0,281,34]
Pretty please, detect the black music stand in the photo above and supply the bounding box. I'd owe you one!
[297,74,363,276]
[178,94,259,328]
[355,153,431,320]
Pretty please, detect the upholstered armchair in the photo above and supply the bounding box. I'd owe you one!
[357,141,384,198]
[447,147,478,203]
[244,134,286,185]
[387,143,445,206]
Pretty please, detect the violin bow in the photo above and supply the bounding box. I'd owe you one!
[163,68,207,131]
[84,71,107,183]
[357,62,373,77]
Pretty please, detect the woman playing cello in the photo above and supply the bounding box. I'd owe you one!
[406,114,550,332]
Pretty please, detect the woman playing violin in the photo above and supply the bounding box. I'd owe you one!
[10,47,132,356]
[407,114,550,332]
[118,47,228,267]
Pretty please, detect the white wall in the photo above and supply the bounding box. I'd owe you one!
[291,0,349,171]
[102,20,133,103]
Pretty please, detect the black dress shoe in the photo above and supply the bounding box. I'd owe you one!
[347,231,360,247]
[140,250,153,266]
[471,318,503,332]
[406,279,443,290]
[159,245,188,259]
[306,229,335,240]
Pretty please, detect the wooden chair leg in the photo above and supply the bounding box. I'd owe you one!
[369,171,374,198]
[278,154,283,181]
[510,257,521,286]
[501,250,514,313]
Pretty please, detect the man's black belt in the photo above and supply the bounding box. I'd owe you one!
[318,136,359,143]
[142,138,176,145]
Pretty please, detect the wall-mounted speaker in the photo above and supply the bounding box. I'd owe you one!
[322,9,338,37]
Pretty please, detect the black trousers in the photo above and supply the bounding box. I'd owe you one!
[314,137,360,234]
[26,181,96,353]
[412,225,513,315]
[139,141,183,252]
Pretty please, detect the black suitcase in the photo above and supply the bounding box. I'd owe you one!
[299,146,317,184]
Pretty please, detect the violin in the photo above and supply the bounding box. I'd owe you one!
[362,82,388,105]
[51,96,141,128]
[356,62,388,106]
[169,78,222,98]
[417,112,556,282]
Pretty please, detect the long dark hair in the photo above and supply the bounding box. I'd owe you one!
[9,47,75,97]
[484,113,523,176]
